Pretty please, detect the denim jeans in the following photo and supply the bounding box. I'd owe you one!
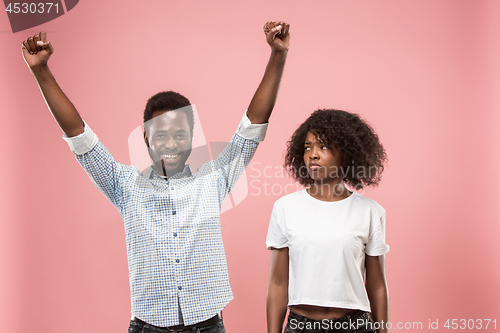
[284,310,376,333]
[128,319,226,333]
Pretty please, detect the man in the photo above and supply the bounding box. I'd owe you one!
[22,21,290,332]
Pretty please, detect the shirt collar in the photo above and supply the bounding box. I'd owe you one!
[146,164,193,180]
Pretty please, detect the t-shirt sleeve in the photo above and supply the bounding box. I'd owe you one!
[365,206,390,256]
[266,203,288,250]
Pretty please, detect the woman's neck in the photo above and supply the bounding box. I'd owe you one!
[307,179,351,202]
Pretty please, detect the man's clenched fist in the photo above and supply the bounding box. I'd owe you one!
[22,31,54,69]
[264,21,290,53]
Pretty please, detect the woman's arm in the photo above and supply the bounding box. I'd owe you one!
[267,247,289,333]
[365,254,389,333]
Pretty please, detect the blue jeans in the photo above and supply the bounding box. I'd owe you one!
[284,310,376,333]
[128,319,226,333]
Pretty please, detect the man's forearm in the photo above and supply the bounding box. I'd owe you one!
[247,50,288,124]
[31,65,84,137]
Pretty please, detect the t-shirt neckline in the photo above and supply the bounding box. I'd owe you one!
[303,188,356,204]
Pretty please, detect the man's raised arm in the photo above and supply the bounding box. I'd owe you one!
[246,21,290,124]
[22,32,84,137]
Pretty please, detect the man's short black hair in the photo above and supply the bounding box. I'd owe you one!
[143,91,193,134]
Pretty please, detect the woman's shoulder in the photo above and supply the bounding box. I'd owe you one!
[351,192,385,213]
[273,189,306,207]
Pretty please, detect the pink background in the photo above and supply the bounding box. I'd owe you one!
[1,1,499,332]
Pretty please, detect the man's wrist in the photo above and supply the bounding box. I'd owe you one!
[269,49,288,65]
[30,64,50,77]
[271,49,288,57]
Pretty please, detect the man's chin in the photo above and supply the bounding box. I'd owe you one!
[154,160,187,177]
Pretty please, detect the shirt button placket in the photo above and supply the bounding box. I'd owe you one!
[170,184,182,295]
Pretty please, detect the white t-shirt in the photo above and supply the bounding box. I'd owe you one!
[266,189,389,311]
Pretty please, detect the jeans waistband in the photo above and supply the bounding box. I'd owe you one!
[132,314,221,332]
[288,309,370,324]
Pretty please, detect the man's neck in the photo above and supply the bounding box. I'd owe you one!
[152,163,188,179]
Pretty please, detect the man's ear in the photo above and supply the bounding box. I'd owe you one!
[143,131,150,148]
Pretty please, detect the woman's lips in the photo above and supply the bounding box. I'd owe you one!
[308,163,321,170]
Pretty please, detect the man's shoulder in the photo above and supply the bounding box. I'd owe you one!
[87,142,144,179]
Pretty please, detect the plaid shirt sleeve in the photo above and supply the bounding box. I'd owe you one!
[62,122,133,209]
[202,111,268,203]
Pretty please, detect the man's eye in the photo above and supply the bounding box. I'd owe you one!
[154,134,164,140]
[176,134,187,140]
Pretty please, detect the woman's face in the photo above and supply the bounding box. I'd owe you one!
[303,131,343,183]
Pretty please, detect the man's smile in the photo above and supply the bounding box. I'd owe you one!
[161,153,180,161]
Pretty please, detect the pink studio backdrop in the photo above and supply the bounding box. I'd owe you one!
[1,1,499,332]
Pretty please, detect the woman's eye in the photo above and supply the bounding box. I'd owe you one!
[304,147,311,150]
[322,146,328,150]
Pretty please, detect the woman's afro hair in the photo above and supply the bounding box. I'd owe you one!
[284,109,387,188]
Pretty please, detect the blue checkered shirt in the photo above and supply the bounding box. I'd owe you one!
[63,112,267,326]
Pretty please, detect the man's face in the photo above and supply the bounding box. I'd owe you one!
[145,110,192,178]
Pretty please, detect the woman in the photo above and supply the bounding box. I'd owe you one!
[266,109,389,333]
